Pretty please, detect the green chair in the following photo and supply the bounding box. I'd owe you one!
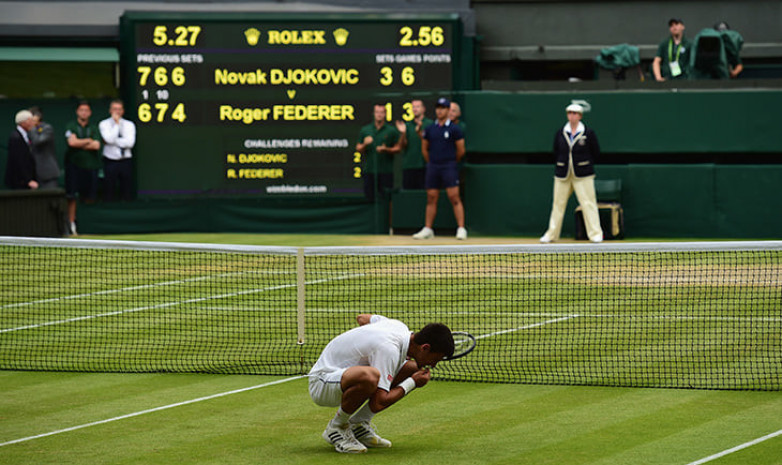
[595,179,622,203]
[576,179,624,240]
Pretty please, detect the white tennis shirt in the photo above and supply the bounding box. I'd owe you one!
[309,315,411,391]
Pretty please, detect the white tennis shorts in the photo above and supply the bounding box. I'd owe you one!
[308,368,346,407]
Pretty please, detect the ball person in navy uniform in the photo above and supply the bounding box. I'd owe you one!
[412,97,467,240]
[540,103,603,243]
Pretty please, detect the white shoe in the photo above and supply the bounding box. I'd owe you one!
[322,422,367,454]
[539,234,553,243]
[69,222,78,236]
[351,422,392,448]
[456,227,467,240]
[412,227,434,239]
[590,234,604,243]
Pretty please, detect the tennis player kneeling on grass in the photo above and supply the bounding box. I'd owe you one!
[308,314,454,453]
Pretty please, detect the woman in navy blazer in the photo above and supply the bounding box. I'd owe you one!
[540,103,603,243]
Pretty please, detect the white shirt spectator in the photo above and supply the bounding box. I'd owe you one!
[99,117,136,160]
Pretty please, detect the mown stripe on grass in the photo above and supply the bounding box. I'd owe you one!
[0,375,304,447]
[684,428,782,465]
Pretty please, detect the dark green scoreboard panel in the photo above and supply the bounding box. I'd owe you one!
[120,13,461,197]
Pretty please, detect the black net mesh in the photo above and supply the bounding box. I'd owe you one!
[1,239,780,390]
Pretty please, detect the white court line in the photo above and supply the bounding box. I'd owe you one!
[446,310,782,323]
[0,270,267,310]
[1,274,362,334]
[685,428,782,465]
[475,315,580,339]
[0,375,304,448]
[196,308,782,323]
[4,268,361,312]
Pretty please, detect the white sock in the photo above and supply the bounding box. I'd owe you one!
[331,407,351,427]
[349,402,375,424]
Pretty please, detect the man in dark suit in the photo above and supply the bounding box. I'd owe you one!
[5,110,39,189]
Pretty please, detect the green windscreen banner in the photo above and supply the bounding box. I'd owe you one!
[463,90,782,154]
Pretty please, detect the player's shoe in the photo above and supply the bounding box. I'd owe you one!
[539,233,553,243]
[351,421,392,448]
[412,227,434,239]
[322,422,367,454]
[456,227,467,240]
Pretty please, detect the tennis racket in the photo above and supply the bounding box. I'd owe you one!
[443,331,476,361]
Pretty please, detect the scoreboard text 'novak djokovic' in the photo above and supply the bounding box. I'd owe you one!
[120,13,460,197]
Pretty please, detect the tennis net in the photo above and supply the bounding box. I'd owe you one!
[1,237,780,390]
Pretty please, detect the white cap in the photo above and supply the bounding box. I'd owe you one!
[15,110,33,124]
[565,104,584,114]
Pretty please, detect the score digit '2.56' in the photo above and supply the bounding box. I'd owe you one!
[122,13,460,198]
[398,25,445,47]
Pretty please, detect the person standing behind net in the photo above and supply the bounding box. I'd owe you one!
[64,101,101,236]
[394,99,433,190]
[4,110,38,190]
[309,314,454,454]
[540,103,603,243]
[412,97,467,240]
[99,99,136,201]
[355,104,400,201]
[448,101,463,130]
[652,18,693,81]
[28,106,60,190]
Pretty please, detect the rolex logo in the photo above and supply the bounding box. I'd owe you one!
[333,28,349,46]
[244,28,261,46]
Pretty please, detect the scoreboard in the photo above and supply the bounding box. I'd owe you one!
[119,13,461,197]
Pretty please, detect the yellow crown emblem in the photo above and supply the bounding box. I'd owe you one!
[244,28,261,46]
[333,28,349,46]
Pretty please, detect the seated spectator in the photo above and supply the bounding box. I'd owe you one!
[652,18,693,81]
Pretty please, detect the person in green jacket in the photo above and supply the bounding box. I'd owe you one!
[394,99,433,190]
[653,18,693,81]
[64,100,101,235]
[355,104,400,201]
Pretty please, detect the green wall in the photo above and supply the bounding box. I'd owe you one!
[463,90,782,154]
[3,92,781,238]
[77,197,379,235]
[462,164,782,238]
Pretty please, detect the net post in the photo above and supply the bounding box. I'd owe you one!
[296,247,305,345]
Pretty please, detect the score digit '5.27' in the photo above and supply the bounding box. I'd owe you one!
[152,25,202,47]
